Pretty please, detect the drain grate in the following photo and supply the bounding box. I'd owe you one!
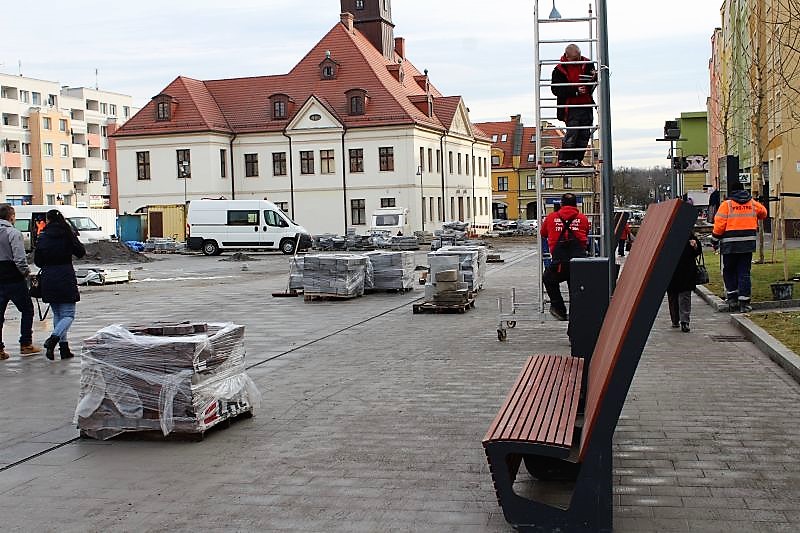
[709,335,750,343]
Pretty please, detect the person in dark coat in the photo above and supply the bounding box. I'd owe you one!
[667,232,701,332]
[551,43,597,166]
[33,209,86,360]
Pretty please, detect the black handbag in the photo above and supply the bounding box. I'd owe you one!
[28,273,42,299]
[695,251,710,285]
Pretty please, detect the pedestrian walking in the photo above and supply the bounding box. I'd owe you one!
[667,233,701,332]
[33,209,86,360]
[711,182,767,312]
[551,43,597,167]
[0,204,41,360]
[617,221,631,257]
[540,193,590,321]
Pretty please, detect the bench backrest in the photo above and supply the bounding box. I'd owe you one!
[578,199,696,461]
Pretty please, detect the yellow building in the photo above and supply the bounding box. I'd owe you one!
[29,109,75,205]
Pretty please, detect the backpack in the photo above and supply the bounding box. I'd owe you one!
[550,215,587,264]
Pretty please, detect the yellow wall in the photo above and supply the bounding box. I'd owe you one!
[29,109,73,204]
[148,204,186,241]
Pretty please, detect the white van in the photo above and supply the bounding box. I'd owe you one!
[13,205,108,252]
[187,199,311,256]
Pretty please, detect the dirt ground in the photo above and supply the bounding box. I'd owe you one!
[76,241,153,264]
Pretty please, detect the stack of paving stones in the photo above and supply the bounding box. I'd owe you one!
[75,322,260,440]
[424,254,469,304]
[288,256,304,291]
[364,251,416,290]
[389,235,420,251]
[413,230,433,244]
[313,234,347,251]
[346,234,376,251]
[302,254,369,298]
[429,246,486,291]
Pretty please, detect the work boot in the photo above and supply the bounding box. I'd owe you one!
[725,291,739,312]
[739,298,752,313]
[0,349,9,361]
[549,307,568,321]
[59,342,74,359]
[20,343,42,357]
[43,335,59,361]
[680,322,690,333]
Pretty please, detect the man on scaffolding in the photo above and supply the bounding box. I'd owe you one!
[552,43,597,167]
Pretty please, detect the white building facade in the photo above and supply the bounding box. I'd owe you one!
[113,2,492,235]
[0,72,137,207]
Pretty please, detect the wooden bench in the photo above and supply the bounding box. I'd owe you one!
[483,199,696,532]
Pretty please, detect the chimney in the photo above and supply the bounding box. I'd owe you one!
[511,114,521,122]
[394,37,405,58]
[340,12,354,32]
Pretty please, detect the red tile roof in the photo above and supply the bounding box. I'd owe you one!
[474,120,519,167]
[115,21,482,139]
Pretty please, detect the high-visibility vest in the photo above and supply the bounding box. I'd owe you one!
[712,198,767,254]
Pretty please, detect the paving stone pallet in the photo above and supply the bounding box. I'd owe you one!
[412,297,476,314]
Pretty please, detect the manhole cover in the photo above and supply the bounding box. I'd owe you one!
[709,335,750,342]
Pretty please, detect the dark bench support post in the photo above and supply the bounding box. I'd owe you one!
[569,257,613,361]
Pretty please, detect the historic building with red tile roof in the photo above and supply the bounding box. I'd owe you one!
[113,1,492,235]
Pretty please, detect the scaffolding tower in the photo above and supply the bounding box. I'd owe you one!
[533,0,613,314]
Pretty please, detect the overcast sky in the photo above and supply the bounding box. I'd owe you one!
[1,0,721,167]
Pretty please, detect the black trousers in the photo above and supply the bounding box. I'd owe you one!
[543,262,571,314]
[0,280,34,349]
[560,107,593,163]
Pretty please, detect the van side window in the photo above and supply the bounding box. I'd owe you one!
[264,210,288,227]
[14,220,30,232]
[227,210,259,226]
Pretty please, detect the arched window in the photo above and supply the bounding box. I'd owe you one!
[345,88,368,116]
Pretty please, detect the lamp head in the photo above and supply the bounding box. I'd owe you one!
[549,0,561,19]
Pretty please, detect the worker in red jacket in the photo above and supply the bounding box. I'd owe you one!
[540,193,591,321]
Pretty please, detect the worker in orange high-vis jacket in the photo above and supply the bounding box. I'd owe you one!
[711,181,767,312]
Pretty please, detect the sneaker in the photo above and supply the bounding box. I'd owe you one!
[549,307,568,321]
[680,322,690,333]
[20,344,42,356]
[739,299,752,313]
[0,349,9,360]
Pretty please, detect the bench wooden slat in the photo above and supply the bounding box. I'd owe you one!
[483,354,582,449]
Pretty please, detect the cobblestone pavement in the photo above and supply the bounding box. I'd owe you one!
[1,244,799,532]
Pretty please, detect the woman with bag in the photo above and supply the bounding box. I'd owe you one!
[667,232,701,332]
[33,210,86,360]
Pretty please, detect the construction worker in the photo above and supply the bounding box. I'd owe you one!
[711,182,767,312]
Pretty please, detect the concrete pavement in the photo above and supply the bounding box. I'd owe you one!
[1,244,799,531]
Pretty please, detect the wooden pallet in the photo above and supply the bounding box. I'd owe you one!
[365,287,414,294]
[303,292,361,302]
[79,410,253,442]
[412,297,476,314]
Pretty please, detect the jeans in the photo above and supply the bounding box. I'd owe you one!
[722,252,753,300]
[50,302,76,342]
[0,280,34,349]
[667,290,692,324]
[560,108,593,163]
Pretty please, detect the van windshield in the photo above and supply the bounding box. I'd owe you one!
[68,217,100,231]
[374,214,400,226]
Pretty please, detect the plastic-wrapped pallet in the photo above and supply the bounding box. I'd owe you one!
[440,245,488,291]
[364,251,416,290]
[288,256,304,291]
[75,322,261,440]
[302,254,368,298]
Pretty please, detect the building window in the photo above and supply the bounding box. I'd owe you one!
[527,154,535,163]
[349,148,364,173]
[498,176,509,191]
[59,119,67,132]
[420,147,425,170]
[501,134,508,142]
[273,100,286,119]
[351,199,366,225]
[123,106,130,118]
[109,104,117,116]
[491,155,500,166]
[32,92,41,105]
[300,150,314,174]
[379,147,394,171]
[43,143,53,156]
[477,157,482,176]
[542,148,556,164]
[101,125,108,137]
[245,153,259,177]
[437,197,443,221]
[177,149,191,178]
[60,144,69,157]
[156,101,170,121]
[427,148,433,172]
[220,149,227,178]
[23,169,31,182]
[61,169,71,183]
[448,151,453,174]
[20,90,29,103]
[46,194,56,205]
[275,202,289,213]
[491,134,498,142]
[355,0,364,8]
[102,149,109,161]
[322,66,334,79]
[45,169,54,183]
[42,117,52,130]
[429,197,434,222]
[465,155,470,175]
[527,176,536,190]
[320,149,335,174]
[137,151,150,180]
[436,149,441,172]
[350,95,364,115]
[458,153,462,175]
[545,177,554,189]
[272,152,287,176]
[102,172,110,186]
[100,102,108,114]
[484,159,488,176]
[21,117,28,129]
[380,197,396,208]
[563,177,572,189]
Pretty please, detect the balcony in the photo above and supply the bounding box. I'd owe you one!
[71,143,87,158]
[1,152,22,168]
[87,133,101,148]
[71,167,88,182]
[71,121,87,134]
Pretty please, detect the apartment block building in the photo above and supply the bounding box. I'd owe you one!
[0,73,137,208]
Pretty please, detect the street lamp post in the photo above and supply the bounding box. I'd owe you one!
[178,161,190,205]
[417,165,425,231]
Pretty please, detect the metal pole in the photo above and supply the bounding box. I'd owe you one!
[671,140,678,198]
[596,0,615,294]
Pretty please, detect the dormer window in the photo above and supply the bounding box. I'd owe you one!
[345,88,368,116]
[269,93,290,120]
[319,53,340,81]
[153,94,174,121]
[356,0,364,9]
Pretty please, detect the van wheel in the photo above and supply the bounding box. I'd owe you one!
[280,238,296,255]
[202,240,220,256]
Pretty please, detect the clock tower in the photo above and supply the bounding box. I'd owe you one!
[340,0,395,60]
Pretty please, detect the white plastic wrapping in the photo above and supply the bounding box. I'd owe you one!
[75,322,261,439]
